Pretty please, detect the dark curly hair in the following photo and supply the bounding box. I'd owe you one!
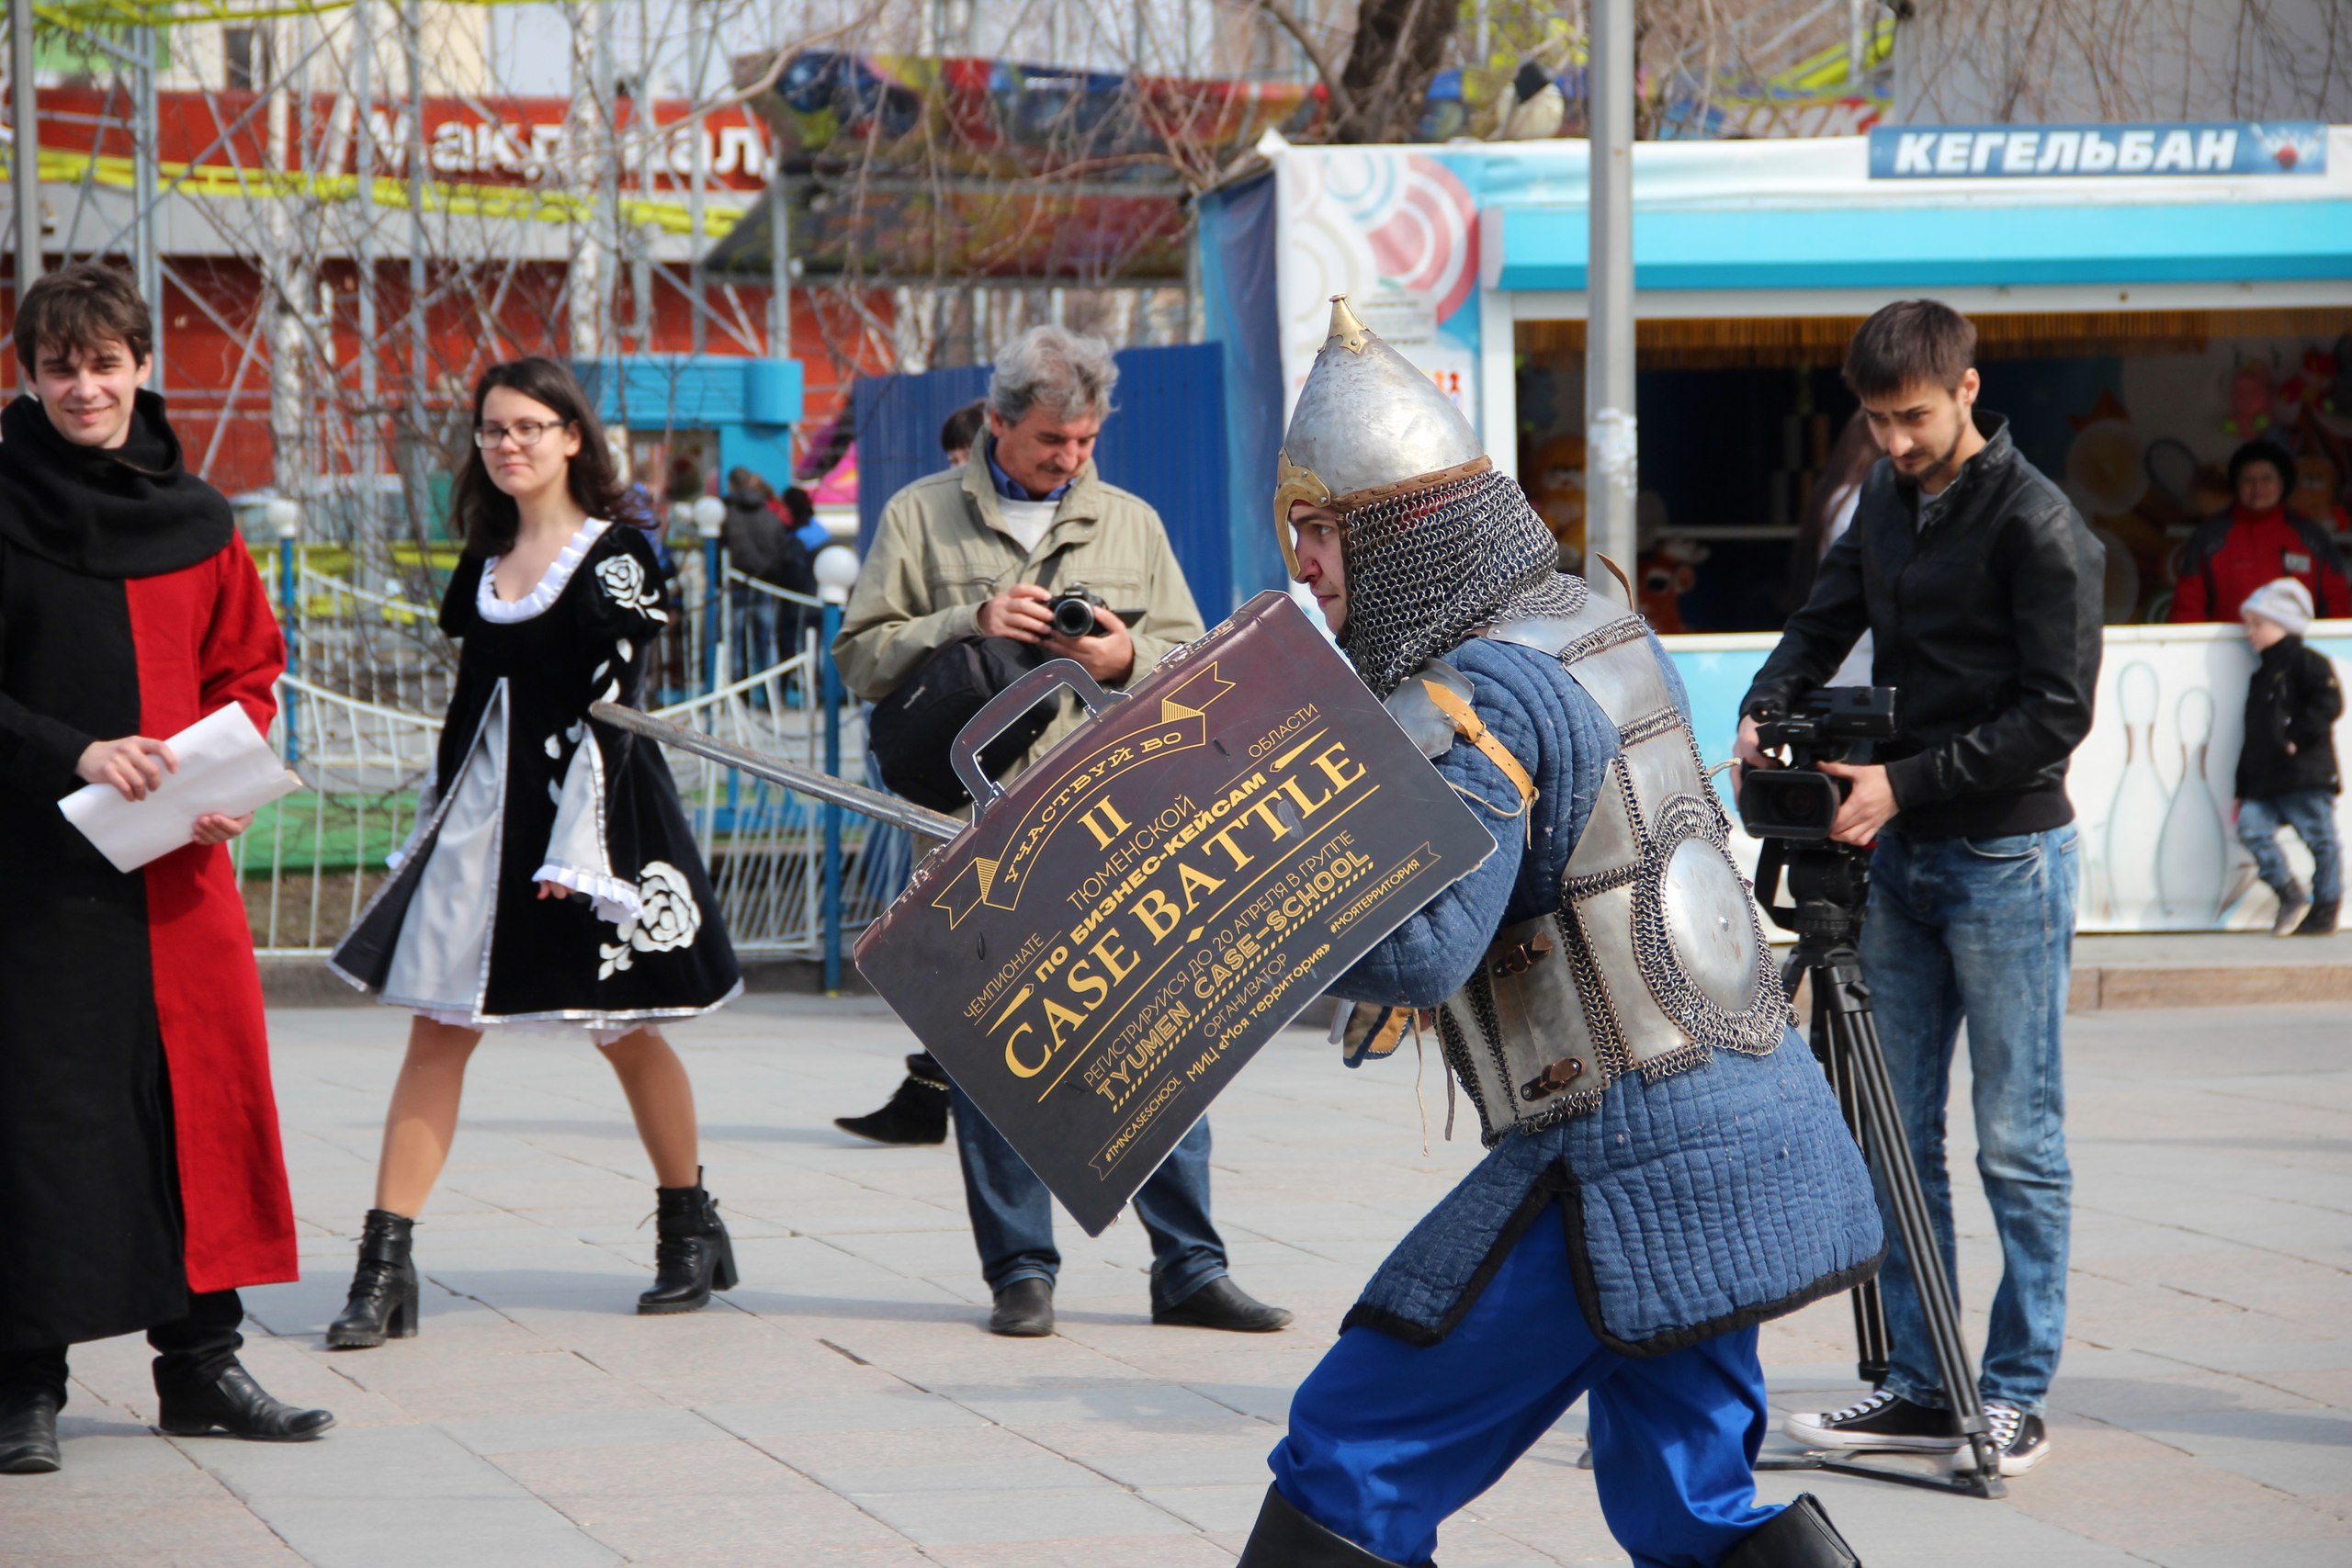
[449,357,639,555]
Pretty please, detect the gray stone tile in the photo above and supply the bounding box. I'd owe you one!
[176,1422,619,1568]
[846,1485,1194,1547]
[437,1405,735,1456]
[699,1392,992,1442]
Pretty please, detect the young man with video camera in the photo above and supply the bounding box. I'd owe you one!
[1736,300,2104,1477]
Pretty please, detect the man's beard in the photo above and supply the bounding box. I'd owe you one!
[1901,421,1968,490]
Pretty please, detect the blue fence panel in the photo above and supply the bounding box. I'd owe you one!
[851,342,1235,617]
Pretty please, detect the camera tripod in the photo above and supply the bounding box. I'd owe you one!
[1752,838,2008,1499]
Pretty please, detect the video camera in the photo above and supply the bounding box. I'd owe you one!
[1736,685,1900,841]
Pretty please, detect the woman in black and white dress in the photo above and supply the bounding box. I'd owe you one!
[325,357,741,1347]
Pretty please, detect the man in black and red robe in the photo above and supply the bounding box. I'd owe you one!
[0,263,332,1474]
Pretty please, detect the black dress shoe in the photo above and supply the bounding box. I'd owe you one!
[988,1277,1055,1337]
[156,1365,334,1441]
[835,1055,951,1145]
[0,1388,62,1474]
[1236,1483,1425,1567]
[1152,1276,1293,1332]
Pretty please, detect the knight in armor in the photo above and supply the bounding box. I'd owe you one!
[1233,299,1884,1568]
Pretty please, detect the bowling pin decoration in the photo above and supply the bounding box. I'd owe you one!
[2155,686,2229,925]
[2104,661,2170,929]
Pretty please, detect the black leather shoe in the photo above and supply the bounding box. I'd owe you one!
[638,1169,740,1315]
[1152,1276,1293,1332]
[0,1388,62,1474]
[155,1365,334,1441]
[2296,897,2340,936]
[1236,1483,1426,1567]
[988,1277,1055,1337]
[835,1055,950,1145]
[1720,1494,1861,1568]
[327,1209,419,1349]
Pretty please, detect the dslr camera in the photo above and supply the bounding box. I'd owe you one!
[1046,582,1145,639]
[1736,685,1900,840]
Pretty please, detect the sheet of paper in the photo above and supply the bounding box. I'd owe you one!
[58,705,303,873]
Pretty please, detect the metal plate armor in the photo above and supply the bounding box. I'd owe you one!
[1428,601,1790,1145]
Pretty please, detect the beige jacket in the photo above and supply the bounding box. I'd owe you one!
[832,455,1207,776]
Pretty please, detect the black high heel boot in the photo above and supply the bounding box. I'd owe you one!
[326,1210,419,1349]
[638,1169,739,1314]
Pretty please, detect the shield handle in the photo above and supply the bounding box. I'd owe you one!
[951,657,1130,814]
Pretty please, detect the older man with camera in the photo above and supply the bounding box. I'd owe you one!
[1735,300,2103,1478]
[831,324,1290,1340]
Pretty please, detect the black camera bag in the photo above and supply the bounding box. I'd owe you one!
[867,547,1069,811]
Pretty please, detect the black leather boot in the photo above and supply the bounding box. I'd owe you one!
[156,1365,334,1441]
[834,1054,950,1145]
[0,1387,62,1474]
[1236,1483,1428,1567]
[326,1210,419,1349]
[1720,1494,1862,1568]
[638,1169,739,1314]
[2296,897,2340,936]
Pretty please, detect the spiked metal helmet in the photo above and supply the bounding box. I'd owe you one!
[1272,296,1491,579]
[1276,296,1585,696]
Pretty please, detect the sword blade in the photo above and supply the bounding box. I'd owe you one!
[590,702,964,841]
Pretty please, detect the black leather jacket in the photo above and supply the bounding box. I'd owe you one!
[1744,412,2105,840]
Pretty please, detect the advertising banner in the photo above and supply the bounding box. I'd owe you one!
[855,592,1497,1234]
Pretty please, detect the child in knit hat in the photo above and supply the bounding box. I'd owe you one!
[2236,577,2343,935]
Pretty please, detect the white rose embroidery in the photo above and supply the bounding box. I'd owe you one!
[597,861,703,979]
[594,553,669,621]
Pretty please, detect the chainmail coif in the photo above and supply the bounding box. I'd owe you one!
[1340,466,1591,696]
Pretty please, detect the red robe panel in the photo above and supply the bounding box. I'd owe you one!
[126,546,299,1294]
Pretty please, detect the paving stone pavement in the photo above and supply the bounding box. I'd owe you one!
[3,996,2346,1566]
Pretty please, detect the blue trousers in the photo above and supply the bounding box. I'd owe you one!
[948,1086,1227,1313]
[1860,827,2077,1416]
[1269,1205,1778,1568]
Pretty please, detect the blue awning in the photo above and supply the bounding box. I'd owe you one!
[1486,199,2352,292]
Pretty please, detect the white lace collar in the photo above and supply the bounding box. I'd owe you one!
[478,518,612,623]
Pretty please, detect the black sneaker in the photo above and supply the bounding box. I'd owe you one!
[1782,1389,1965,1452]
[1975,1400,2051,1476]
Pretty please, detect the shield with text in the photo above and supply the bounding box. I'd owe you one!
[854,591,1498,1235]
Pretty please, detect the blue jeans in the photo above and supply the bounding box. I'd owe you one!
[948,1086,1227,1313]
[1271,1205,1779,1568]
[1859,827,2078,1416]
[2238,790,2343,903]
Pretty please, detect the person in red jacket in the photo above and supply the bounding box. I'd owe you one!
[0,263,332,1475]
[2171,440,2351,623]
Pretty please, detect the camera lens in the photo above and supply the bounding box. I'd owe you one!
[1052,598,1097,638]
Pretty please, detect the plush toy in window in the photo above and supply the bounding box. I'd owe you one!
[1635,536,1708,636]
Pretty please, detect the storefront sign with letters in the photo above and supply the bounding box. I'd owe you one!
[855,592,1498,1235]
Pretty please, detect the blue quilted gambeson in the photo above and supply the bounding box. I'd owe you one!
[1330,634,1883,1353]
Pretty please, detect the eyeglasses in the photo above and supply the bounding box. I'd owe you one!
[473,418,571,449]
